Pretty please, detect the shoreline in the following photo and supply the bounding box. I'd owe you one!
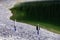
[0,0,60,40]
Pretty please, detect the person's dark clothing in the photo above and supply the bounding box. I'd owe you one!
[36,26,38,30]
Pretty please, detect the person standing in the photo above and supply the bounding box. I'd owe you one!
[14,19,16,31]
[36,24,40,35]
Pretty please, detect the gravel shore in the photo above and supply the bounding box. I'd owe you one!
[0,0,60,40]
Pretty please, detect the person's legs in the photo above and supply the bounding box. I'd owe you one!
[14,26,16,31]
[37,30,39,35]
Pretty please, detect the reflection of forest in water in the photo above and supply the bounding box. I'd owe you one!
[12,1,60,26]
